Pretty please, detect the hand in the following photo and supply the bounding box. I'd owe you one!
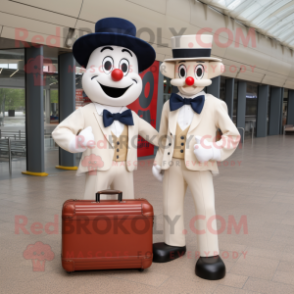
[193,136,221,163]
[68,126,95,153]
[152,165,164,182]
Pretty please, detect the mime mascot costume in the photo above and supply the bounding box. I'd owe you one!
[52,18,158,199]
[152,34,240,280]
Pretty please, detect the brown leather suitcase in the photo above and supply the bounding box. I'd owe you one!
[61,190,153,272]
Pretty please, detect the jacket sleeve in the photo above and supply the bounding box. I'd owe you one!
[52,107,85,152]
[136,115,159,147]
[154,102,169,167]
[215,101,240,161]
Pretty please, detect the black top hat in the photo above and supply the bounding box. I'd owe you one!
[73,17,156,72]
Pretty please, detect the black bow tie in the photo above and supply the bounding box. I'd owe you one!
[170,93,205,114]
[102,109,134,128]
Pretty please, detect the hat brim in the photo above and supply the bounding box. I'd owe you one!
[73,32,156,73]
[164,56,222,62]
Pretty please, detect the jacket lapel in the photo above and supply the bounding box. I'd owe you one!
[168,108,179,135]
[127,123,135,151]
[92,105,114,147]
[187,95,208,135]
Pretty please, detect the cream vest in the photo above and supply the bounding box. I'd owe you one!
[173,124,189,159]
[111,126,128,162]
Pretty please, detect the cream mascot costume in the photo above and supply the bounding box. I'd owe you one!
[52,18,158,199]
[152,34,240,280]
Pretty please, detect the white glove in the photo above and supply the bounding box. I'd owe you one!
[193,136,221,163]
[152,165,164,182]
[68,126,95,153]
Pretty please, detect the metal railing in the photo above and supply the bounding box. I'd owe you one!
[0,137,26,175]
[237,127,245,146]
[0,129,53,141]
[8,137,11,175]
[0,130,26,140]
[249,121,255,142]
[237,122,255,146]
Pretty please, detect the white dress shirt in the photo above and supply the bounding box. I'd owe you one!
[95,103,128,137]
[177,91,206,131]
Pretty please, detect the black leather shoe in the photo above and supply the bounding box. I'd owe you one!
[153,242,186,263]
[195,256,226,280]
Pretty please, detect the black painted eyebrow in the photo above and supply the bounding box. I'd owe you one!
[122,49,133,57]
[197,61,205,63]
[101,46,113,52]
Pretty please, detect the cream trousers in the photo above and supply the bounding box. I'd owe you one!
[163,158,219,257]
[83,162,134,200]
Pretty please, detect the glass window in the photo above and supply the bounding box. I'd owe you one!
[245,81,258,137]
[8,64,18,69]
[0,49,26,177]
[233,80,238,125]
[267,87,271,135]
[43,58,58,136]
[163,77,173,103]
[283,89,289,127]
[220,76,226,101]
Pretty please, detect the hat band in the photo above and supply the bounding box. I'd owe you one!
[95,27,134,36]
[172,48,211,59]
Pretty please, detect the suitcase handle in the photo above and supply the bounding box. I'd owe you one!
[96,189,123,202]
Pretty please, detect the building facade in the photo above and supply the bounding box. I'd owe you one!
[0,0,293,175]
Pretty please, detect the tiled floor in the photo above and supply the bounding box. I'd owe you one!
[1,135,294,294]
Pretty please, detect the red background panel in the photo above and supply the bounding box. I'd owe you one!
[128,61,159,157]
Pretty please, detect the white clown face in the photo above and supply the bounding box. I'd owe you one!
[171,61,212,96]
[82,46,142,106]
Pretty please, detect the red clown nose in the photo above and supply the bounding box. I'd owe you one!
[185,76,194,86]
[111,69,123,81]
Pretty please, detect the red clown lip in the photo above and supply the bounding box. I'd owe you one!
[98,82,132,98]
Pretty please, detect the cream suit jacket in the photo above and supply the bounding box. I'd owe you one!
[154,94,240,174]
[52,103,159,174]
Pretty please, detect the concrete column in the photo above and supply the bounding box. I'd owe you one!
[57,53,77,170]
[256,85,269,137]
[45,89,51,124]
[268,87,283,136]
[236,81,247,142]
[225,78,234,118]
[287,90,294,125]
[207,76,220,98]
[22,46,47,177]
